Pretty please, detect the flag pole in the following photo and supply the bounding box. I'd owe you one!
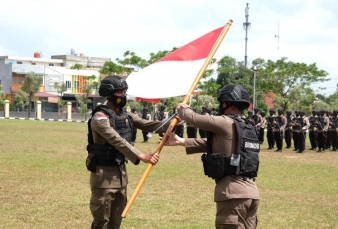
[122,19,233,218]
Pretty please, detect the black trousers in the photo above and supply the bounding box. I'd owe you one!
[274,131,283,150]
[284,129,292,148]
[292,131,298,150]
[297,131,306,152]
[142,130,148,142]
[187,126,197,138]
[267,129,275,149]
[317,131,327,150]
[259,128,265,143]
[309,130,317,149]
[199,129,206,138]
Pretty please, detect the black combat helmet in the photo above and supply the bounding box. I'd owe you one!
[99,75,128,97]
[277,108,284,114]
[269,108,276,113]
[217,84,250,109]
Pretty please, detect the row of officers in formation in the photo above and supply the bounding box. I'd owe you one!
[135,105,338,154]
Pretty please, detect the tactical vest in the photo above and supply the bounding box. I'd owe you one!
[157,111,165,121]
[202,115,260,180]
[142,112,148,120]
[267,116,275,130]
[286,116,292,129]
[275,116,283,128]
[87,105,133,168]
[316,116,324,130]
[309,116,316,130]
[252,114,258,125]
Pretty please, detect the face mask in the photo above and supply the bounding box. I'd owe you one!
[218,104,225,115]
[108,94,127,110]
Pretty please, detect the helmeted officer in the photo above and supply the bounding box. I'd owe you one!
[273,108,287,152]
[297,110,310,153]
[141,106,152,143]
[164,84,260,228]
[199,106,208,138]
[308,110,318,150]
[316,109,329,153]
[284,110,293,149]
[266,108,276,150]
[87,75,169,229]
[186,107,198,138]
[255,110,266,144]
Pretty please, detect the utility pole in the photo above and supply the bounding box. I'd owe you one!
[243,3,251,68]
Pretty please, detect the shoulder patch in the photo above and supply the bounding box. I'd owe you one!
[96,113,108,121]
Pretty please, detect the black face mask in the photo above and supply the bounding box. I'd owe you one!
[108,94,127,110]
[218,104,225,115]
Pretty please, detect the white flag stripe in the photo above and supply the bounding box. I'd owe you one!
[127,59,206,99]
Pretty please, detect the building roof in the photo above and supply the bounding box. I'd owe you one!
[0,56,63,63]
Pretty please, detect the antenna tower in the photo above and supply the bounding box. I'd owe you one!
[243,3,251,68]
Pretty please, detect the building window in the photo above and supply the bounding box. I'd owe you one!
[17,61,23,64]
[66,81,71,89]
[49,63,54,66]
[32,63,36,65]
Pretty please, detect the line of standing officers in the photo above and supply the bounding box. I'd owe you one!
[246,107,338,153]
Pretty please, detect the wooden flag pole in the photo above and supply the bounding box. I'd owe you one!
[122,19,233,218]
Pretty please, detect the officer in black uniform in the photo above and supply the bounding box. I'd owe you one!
[173,106,185,138]
[155,104,168,138]
[291,110,300,151]
[326,110,333,150]
[308,110,318,150]
[273,108,287,152]
[246,110,255,127]
[266,108,276,150]
[315,109,329,153]
[332,110,338,151]
[141,106,151,143]
[131,107,137,146]
[199,106,208,138]
[186,107,198,138]
[284,110,293,149]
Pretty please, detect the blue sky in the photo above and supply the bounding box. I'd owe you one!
[1,0,338,95]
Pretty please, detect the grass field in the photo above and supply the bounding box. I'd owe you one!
[0,119,338,229]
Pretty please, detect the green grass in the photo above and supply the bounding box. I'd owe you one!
[0,119,338,228]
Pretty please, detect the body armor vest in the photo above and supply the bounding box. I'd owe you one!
[316,116,324,130]
[286,116,292,129]
[275,116,283,129]
[142,112,148,120]
[202,115,260,180]
[252,114,258,125]
[267,116,274,130]
[87,105,133,167]
[157,111,165,121]
[309,116,316,130]
[329,117,336,130]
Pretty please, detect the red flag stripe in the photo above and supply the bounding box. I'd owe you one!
[156,26,224,62]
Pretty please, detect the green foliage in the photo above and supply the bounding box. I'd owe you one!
[21,71,43,118]
[0,85,5,109]
[70,64,83,70]
[99,61,127,75]
[14,90,29,111]
[54,82,67,119]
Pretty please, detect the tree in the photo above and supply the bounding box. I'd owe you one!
[0,85,5,110]
[76,75,97,121]
[54,82,67,119]
[20,71,43,118]
[99,61,126,76]
[258,57,329,110]
[70,64,83,70]
[14,90,29,111]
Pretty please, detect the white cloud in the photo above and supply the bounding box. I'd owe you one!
[0,0,337,94]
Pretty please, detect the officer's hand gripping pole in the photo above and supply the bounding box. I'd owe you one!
[121,19,233,218]
[147,112,179,138]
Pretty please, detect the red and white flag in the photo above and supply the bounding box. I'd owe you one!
[126,26,226,103]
